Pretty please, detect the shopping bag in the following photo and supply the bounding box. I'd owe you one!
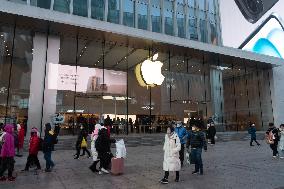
[81,138,87,148]
[116,139,127,158]
[186,149,192,165]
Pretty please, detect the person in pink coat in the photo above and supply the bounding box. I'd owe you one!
[0,124,16,181]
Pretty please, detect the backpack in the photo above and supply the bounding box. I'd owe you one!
[266,130,275,144]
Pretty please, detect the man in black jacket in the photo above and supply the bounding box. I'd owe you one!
[186,123,207,175]
[207,123,216,145]
[43,123,57,172]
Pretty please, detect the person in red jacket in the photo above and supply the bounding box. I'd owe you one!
[16,123,25,157]
[22,128,41,171]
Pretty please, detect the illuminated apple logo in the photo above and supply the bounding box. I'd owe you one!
[135,53,165,87]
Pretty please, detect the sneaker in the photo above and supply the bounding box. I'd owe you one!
[257,143,260,146]
[0,176,6,181]
[273,156,277,158]
[160,178,168,184]
[74,157,79,160]
[100,168,109,174]
[98,171,103,175]
[192,171,199,174]
[45,168,52,172]
[280,157,284,159]
[8,176,16,181]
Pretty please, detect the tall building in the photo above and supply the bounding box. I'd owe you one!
[0,0,282,134]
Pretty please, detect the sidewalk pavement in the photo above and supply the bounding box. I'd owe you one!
[0,140,284,189]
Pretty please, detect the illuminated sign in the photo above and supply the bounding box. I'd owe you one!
[135,53,165,87]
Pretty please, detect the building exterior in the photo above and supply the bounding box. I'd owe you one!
[0,0,283,134]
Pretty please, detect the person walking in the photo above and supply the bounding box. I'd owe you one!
[42,123,57,172]
[174,121,187,167]
[95,127,115,174]
[186,123,207,175]
[74,125,91,159]
[89,124,101,172]
[0,124,16,181]
[248,123,260,146]
[278,124,284,159]
[16,123,25,157]
[160,126,181,184]
[207,123,216,145]
[266,122,280,158]
[22,128,41,171]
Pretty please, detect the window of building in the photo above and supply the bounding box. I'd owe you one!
[108,0,120,24]
[31,0,51,9]
[91,0,104,21]
[137,0,148,30]
[123,0,135,27]
[73,0,88,17]
[53,0,70,13]
[177,4,185,38]
[151,1,161,33]
[164,0,174,36]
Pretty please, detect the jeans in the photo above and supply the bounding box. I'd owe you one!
[191,148,203,174]
[0,157,15,177]
[25,154,41,170]
[179,144,185,166]
[44,151,54,170]
[270,142,279,156]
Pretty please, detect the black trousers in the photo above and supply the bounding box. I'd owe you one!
[270,141,279,156]
[210,136,215,144]
[25,154,41,170]
[81,147,91,157]
[179,144,185,165]
[99,152,112,170]
[164,171,179,179]
[250,137,260,145]
[0,157,15,177]
[89,160,99,172]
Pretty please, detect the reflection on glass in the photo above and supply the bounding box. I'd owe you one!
[108,0,120,24]
[73,0,88,17]
[123,0,135,27]
[151,5,161,33]
[54,0,70,13]
[91,0,104,20]
[164,0,174,35]
[31,0,51,9]
[9,0,27,4]
[200,20,207,43]
[177,12,185,38]
[137,1,148,30]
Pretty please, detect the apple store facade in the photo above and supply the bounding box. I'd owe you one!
[0,0,282,135]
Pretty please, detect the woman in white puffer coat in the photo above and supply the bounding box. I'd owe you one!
[89,124,101,172]
[160,126,181,184]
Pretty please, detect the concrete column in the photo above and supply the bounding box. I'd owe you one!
[196,1,201,42]
[134,0,138,28]
[50,0,54,10]
[27,33,47,133]
[42,35,60,128]
[210,68,224,129]
[27,0,30,5]
[104,0,108,21]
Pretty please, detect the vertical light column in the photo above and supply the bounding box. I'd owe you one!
[148,0,152,31]
[196,0,201,42]
[134,0,138,28]
[70,0,74,14]
[173,0,178,37]
[42,35,60,128]
[215,0,222,45]
[27,33,47,133]
[161,0,165,34]
[205,0,211,43]
[184,0,189,39]
[119,0,123,25]
[27,0,30,5]
[87,0,91,18]
[104,0,108,21]
[50,0,54,10]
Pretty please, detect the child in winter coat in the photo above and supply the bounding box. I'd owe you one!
[89,124,101,172]
[23,128,41,171]
[278,124,284,159]
[160,126,181,184]
[0,124,16,181]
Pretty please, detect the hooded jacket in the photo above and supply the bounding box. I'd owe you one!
[43,123,57,152]
[91,124,101,161]
[29,130,40,155]
[163,133,181,171]
[1,124,15,157]
[175,125,187,144]
[17,123,25,149]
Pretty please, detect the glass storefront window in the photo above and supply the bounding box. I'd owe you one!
[197,0,205,11]
[137,0,148,30]
[123,0,135,27]
[177,4,185,38]
[208,0,216,14]
[73,0,88,17]
[189,18,198,40]
[53,0,70,13]
[91,0,104,21]
[164,0,174,36]
[9,0,27,4]
[108,0,120,24]
[187,0,195,7]
[31,0,51,9]
[151,3,161,33]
